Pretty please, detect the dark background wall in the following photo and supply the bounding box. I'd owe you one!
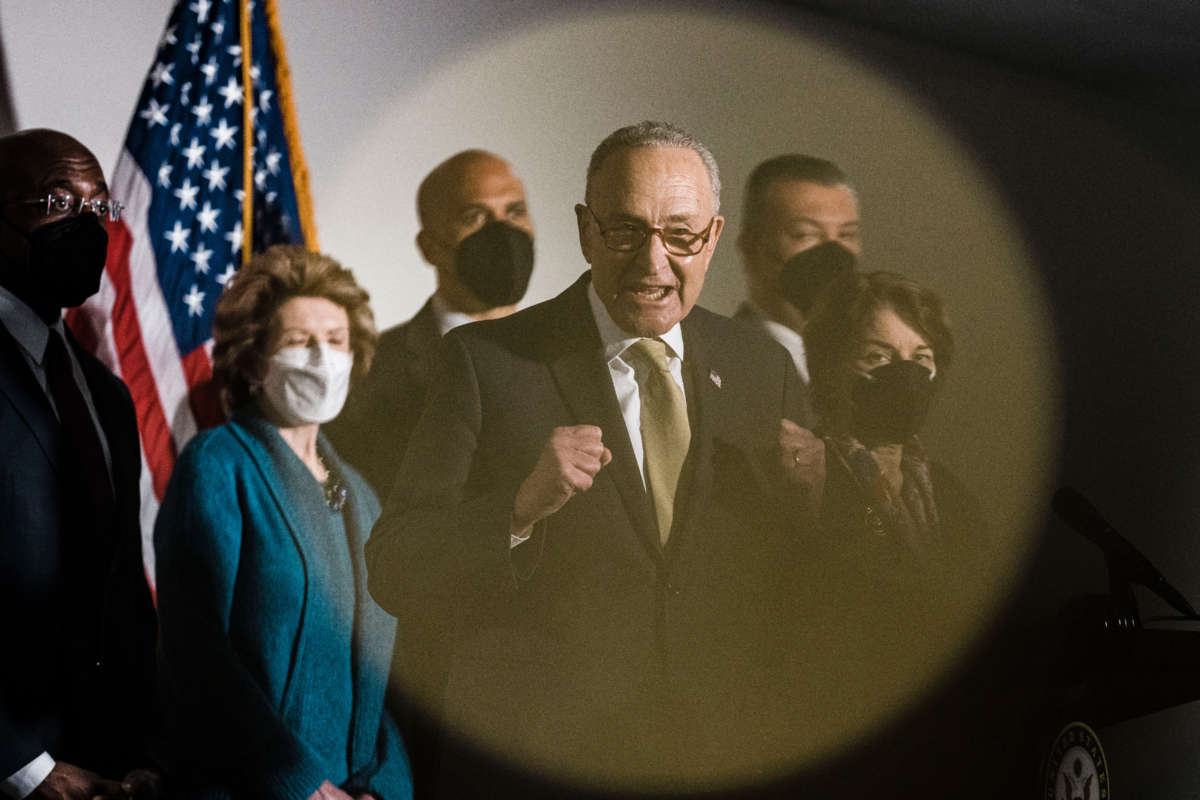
[780,3,1200,795]
[805,0,1200,629]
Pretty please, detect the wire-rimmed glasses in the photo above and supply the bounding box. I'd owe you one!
[581,205,715,256]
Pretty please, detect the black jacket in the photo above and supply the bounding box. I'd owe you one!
[0,324,157,780]
[367,272,817,791]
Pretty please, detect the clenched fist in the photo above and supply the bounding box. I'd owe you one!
[511,425,612,537]
[29,762,126,800]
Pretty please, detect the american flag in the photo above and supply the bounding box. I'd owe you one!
[67,0,316,587]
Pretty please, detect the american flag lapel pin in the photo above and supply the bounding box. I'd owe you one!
[709,369,722,388]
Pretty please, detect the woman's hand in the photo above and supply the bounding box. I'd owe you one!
[307,780,354,800]
[778,418,825,496]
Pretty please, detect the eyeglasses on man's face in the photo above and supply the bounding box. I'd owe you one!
[15,192,125,223]
[582,205,715,257]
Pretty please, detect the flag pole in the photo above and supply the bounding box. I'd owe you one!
[239,0,254,265]
[264,0,319,251]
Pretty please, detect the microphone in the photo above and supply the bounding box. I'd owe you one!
[1052,487,1199,620]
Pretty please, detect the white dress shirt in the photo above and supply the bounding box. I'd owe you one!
[0,286,115,800]
[511,280,687,548]
[585,281,686,483]
[1,753,54,800]
[430,292,479,337]
[747,302,809,384]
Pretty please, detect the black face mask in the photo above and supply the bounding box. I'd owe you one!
[454,221,534,308]
[0,213,109,310]
[778,241,856,314]
[849,359,935,444]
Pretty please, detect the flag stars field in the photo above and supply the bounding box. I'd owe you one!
[203,159,228,190]
[211,118,237,149]
[192,96,214,125]
[183,138,206,168]
[191,243,214,274]
[218,75,242,108]
[197,202,220,233]
[225,220,243,256]
[183,284,206,317]
[174,178,199,211]
[200,56,218,85]
[151,62,175,88]
[140,98,169,127]
[190,0,212,24]
[165,221,191,253]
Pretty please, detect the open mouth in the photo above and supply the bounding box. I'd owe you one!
[625,285,675,302]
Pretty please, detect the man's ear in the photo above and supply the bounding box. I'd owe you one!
[706,215,726,252]
[415,229,438,267]
[574,204,593,264]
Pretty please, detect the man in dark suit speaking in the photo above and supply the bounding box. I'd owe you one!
[0,130,158,800]
[367,121,825,793]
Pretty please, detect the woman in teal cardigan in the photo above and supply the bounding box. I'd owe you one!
[154,246,412,800]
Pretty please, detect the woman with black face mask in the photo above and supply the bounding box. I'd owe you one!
[774,269,989,790]
[797,270,983,569]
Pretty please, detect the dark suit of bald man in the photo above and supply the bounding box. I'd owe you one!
[0,315,156,790]
[326,298,442,497]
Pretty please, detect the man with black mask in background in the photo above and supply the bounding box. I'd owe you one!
[325,149,534,797]
[734,154,860,421]
[0,129,159,800]
[327,149,535,497]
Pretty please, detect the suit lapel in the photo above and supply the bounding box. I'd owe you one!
[545,276,661,560]
[668,313,719,555]
[63,331,129,545]
[67,332,126,483]
[404,299,442,390]
[0,325,64,476]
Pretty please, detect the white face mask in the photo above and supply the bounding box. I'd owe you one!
[261,343,353,426]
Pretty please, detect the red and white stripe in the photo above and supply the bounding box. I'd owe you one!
[70,150,209,590]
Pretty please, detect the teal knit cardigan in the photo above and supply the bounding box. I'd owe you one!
[154,411,412,800]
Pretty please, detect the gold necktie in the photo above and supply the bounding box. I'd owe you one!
[626,338,690,545]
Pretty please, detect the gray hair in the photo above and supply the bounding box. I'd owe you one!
[585,121,721,213]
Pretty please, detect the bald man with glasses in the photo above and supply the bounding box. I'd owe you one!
[0,129,159,800]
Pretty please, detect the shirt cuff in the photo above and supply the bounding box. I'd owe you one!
[3,752,55,799]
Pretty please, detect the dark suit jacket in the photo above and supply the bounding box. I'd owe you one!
[326,298,442,498]
[0,325,157,780]
[733,300,815,424]
[367,272,817,790]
